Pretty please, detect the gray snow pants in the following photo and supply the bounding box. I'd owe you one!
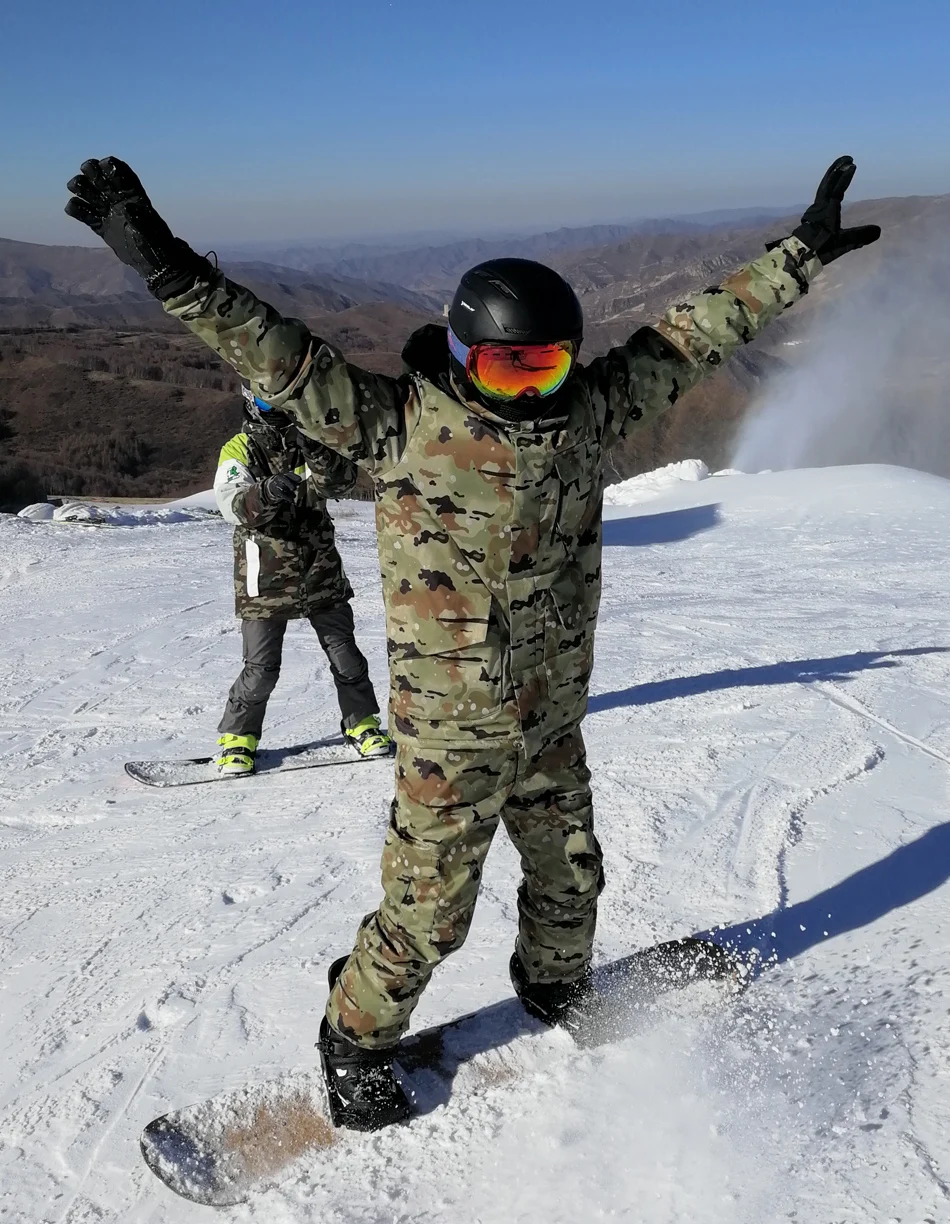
[218,604,379,740]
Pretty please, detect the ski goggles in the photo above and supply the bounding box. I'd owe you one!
[241,386,274,412]
[448,326,576,401]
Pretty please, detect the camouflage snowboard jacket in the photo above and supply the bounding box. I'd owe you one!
[173,236,821,748]
[213,421,357,619]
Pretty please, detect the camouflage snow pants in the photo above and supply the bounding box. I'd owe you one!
[326,726,604,1048]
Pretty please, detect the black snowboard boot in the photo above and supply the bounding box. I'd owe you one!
[318,1019,412,1131]
[326,954,348,990]
[319,954,413,1131]
[509,953,594,1027]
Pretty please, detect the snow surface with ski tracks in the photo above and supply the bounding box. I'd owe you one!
[2,463,950,1223]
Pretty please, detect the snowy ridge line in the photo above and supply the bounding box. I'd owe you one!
[603,457,713,506]
[16,495,220,527]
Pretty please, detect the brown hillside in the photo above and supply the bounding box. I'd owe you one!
[0,303,431,510]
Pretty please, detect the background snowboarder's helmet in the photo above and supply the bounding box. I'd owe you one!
[241,385,290,428]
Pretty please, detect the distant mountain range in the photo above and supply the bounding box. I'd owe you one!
[5,194,944,335]
[218,205,798,265]
[557,193,950,336]
[0,207,800,329]
[215,207,801,301]
[2,191,948,510]
[0,239,438,329]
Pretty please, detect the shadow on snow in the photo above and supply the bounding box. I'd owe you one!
[587,646,950,715]
[709,819,950,972]
[602,502,720,548]
[401,817,950,1113]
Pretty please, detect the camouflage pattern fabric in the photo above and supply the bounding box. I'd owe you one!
[175,236,819,749]
[378,374,599,754]
[214,425,357,620]
[164,235,822,1044]
[325,727,602,1047]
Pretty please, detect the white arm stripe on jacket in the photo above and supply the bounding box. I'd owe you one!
[213,459,254,526]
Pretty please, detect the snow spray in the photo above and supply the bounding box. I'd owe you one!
[732,228,950,475]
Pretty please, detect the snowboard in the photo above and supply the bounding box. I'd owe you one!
[140,937,746,1206]
[125,736,393,788]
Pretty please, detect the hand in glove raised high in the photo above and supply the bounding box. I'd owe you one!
[65,157,210,299]
[260,473,303,506]
[792,156,881,264]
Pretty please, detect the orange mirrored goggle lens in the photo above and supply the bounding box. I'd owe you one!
[459,337,575,401]
[470,341,575,400]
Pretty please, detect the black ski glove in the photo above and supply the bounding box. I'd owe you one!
[65,157,211,299]
[791,156,881,264]
[260,473,303,506]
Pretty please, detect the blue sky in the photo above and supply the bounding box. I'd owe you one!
[3,0,948,246]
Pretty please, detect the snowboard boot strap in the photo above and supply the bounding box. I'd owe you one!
[214,734,255,773]
[317,1018,412,1132]
[509,953,594,1027]
[215,734,258,775]
[342,715,394,759]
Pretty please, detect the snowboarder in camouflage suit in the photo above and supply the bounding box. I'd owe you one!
[213,387,392,772]
[66,154,880,1129]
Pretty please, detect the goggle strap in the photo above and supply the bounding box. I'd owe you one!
[447,326,471,373]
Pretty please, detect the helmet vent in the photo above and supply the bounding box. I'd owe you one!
[484,275,518,300]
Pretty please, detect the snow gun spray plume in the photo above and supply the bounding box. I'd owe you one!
[733,224,950,475]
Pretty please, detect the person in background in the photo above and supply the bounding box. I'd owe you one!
[213,386,391,773]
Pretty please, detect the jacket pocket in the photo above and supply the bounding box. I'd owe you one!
[553,442,601,546]
[541,581,595,727]
[380,801,446,940]
[245,534,305,600]
[387,586,507,732]
[385,574,494,655]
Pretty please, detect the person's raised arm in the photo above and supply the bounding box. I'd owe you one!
[589,156,880,450]
[65,158,413,473]
[296,433,360,500]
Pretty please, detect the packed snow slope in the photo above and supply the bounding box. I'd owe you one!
[3,464,950,1223]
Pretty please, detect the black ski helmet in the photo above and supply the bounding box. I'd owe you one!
[448,257,583,349]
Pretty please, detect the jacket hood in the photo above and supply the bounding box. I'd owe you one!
[401,324,453,390]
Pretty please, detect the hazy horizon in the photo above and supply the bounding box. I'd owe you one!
[5,0,949,247]
[2,202,813,254]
